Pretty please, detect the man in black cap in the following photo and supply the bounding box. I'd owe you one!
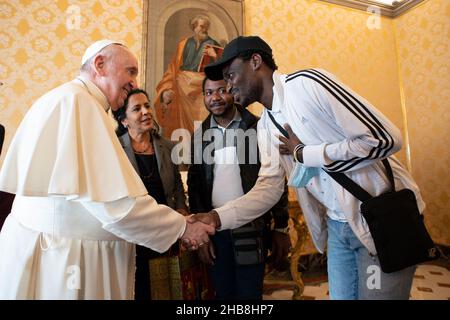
[191,36,425,300]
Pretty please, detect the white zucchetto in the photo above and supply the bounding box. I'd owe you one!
[81,39,123,66]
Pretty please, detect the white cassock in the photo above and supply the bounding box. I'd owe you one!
[0,75,186,299]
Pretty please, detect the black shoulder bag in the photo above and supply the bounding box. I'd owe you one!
[327,160,439,273]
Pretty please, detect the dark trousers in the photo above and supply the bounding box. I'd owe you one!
[209,230,265,300]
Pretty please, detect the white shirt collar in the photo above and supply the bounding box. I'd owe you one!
[210,107,242,130]
[76,74,110,111]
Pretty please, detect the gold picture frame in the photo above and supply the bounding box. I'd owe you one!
[140,0,244,139]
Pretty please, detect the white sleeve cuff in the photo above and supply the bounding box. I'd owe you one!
[302,143,330,168]
[215,206,238,231]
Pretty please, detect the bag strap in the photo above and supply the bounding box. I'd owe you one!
[267,111,289,138]
[266,110,396,201]
[326,171,372,202]
[382,158,396,191]
[326,159,395,202]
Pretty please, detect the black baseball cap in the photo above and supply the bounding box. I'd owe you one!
[204,36,272,80]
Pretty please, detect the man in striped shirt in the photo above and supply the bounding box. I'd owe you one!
[197,36,425,300]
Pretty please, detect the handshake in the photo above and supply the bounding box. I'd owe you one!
[180,211,221,251]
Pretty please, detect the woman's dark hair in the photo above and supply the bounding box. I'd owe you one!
[113,88,160,137]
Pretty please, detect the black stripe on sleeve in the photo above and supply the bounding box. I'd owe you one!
[285,69,394,172]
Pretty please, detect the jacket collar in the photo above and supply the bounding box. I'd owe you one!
[237,104,259,128]
[209,107,242,129]
[119,132,163,172]
[203,104,259,132]
[270,71,286,114]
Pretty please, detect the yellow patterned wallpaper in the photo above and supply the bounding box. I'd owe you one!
[395,0,450,245]
[0,0,143,164]
[0,0,448,244]
[245,0,448,245]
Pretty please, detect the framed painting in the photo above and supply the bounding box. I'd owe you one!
[141,0,244,139]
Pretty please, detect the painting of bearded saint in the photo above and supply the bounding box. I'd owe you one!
[153,14,223,139]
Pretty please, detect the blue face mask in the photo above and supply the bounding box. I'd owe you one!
[288,162,320,188]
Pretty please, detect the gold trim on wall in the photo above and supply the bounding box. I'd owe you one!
[392,22,413,172]
[140,0,149,90]
[319,0,425,17]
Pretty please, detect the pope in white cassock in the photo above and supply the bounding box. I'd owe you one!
[0,40,215,299]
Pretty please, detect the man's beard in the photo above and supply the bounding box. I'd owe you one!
[196,31,208,41]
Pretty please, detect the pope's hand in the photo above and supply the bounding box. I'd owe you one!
[181,216,215,250]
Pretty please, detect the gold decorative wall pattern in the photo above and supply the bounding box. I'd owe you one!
[0,0,143,164]
[395,0,450,245]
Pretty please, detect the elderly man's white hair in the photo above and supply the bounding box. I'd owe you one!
[80,39,124,72]
[189,14,211,31]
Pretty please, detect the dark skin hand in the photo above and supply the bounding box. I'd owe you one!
[197,241,216,265]
[184,211,220,251]
[187,211,221,229]
[278,124,304,163]
[186,212,220,262]
[176,208,189,216]
[188,212,291,268]
[268,230,292,271]
[188,210,221,265]
[180,218,216,251]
